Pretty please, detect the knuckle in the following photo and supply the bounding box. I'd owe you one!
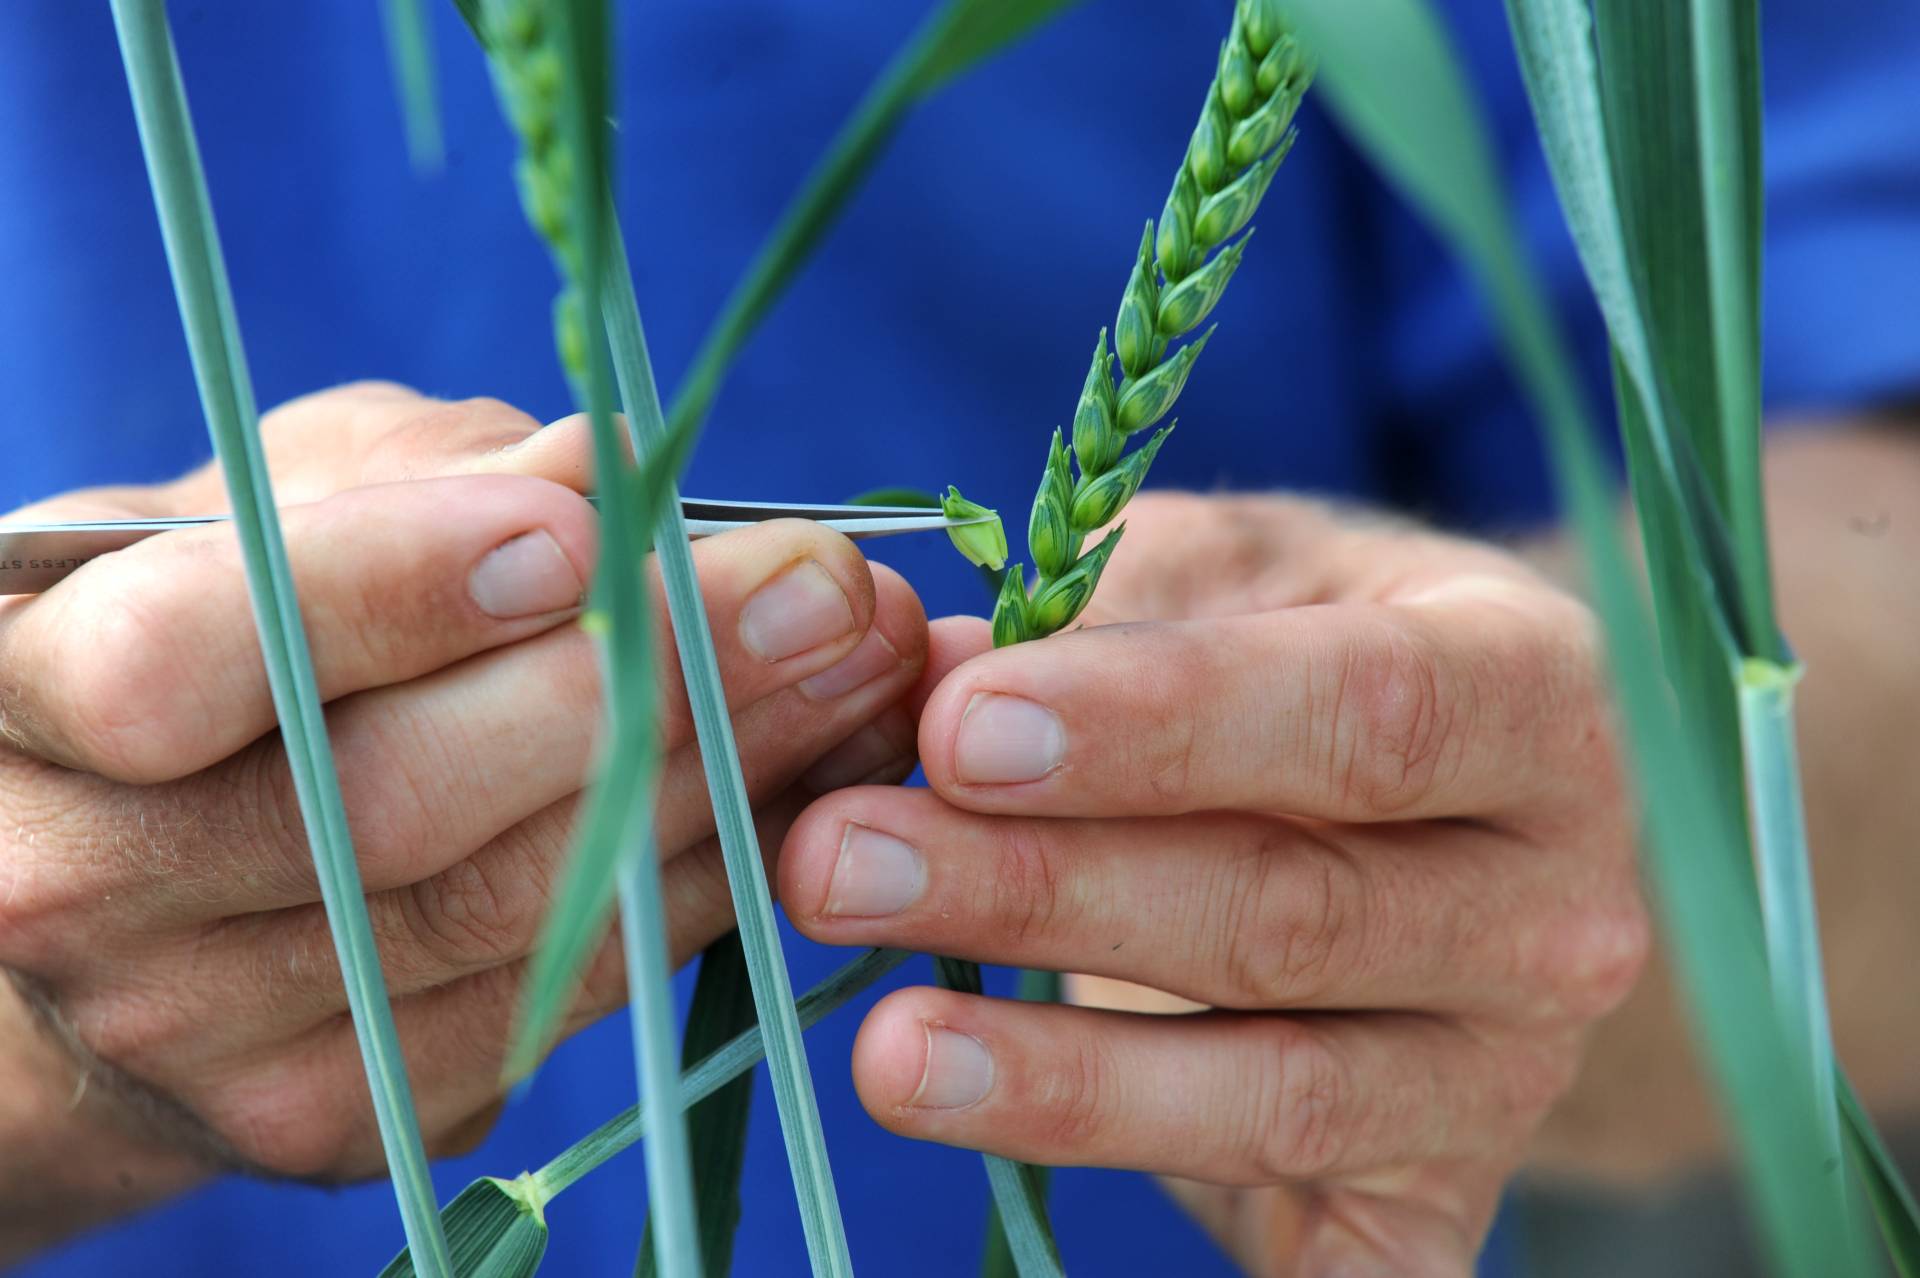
[1027,1032,1116,1157]
[405,849,543,972]
[212,1065,359,1178]
[985,821,1071,950]
[52,593,206,779]
[1328,622,1465,817]
[365,397,538,478]
[1246,1024,1347,1182]
[1221,837,1355,1007]
[0,769,100,965]
[1544,889,1652,1023]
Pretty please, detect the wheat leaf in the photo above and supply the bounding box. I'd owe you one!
[1277,1,1867,1271]
[108,2,452,1271]
[658,0,1083,478]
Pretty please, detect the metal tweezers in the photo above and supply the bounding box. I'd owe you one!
[0,497,976,595]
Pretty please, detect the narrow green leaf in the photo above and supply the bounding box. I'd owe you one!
[637,934,759,1278]
[106,5,451,1272]
[381,1178,549,1278]
[602,226,854,1277]
[380,0,444,171]
[900,0,1087,100]
[1499,0,1755,663]
[658,0,1083,479]
[1689,0,1775,648]
[1275,2,1864,1271]
[1842,1072,1920,1278]
[934,959,1065,1278]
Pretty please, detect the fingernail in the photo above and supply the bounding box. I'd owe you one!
[739,560,856,661]
[910,1025,993,1109]
[468,530,583,619]
[800,628,901,700]
[801,724,911,793]
[823,823,925,917]
[954,693,1065,784]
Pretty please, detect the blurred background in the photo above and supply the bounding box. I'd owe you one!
[4,1,1917,1274]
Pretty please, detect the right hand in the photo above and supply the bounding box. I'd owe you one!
[0,382,928,1260]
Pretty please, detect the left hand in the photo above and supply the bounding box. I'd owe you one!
[778,491,1649,1277]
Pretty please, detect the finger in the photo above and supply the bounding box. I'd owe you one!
[917,590,1604,823]
[847,988,1568,1186]
[87,790,804,1097]
[19,522,913,926]
[166,385,550,510]
[0,474,596,780]
[780,788,1646,1019]
[101,566,918,1035]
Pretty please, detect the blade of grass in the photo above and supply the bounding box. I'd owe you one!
[657,0,1084,477]
[1274,2,1865,1271]
[107,2,451,1272]
[601,220,854,1277]
[380,0,444,171]
[934,958,1065,1278]
[1689,0,1774,645]
[636,933,759,1278]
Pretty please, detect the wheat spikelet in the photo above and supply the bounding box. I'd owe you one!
[948,0,1313,645]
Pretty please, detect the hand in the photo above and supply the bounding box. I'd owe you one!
[0,383,927,1261]
[778,492,1648,1277]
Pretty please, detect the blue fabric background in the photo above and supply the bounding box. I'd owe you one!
[3,1,1915,1274]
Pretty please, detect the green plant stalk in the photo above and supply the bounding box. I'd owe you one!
[961,0,1313,643]
[380,0,444,171]
[600,227,854,1277]
[531,949,913,1203]
[636,934,758,1278]
[1689,0,1774,650]
[933,959,1064,1278]
[1737,662,1838,1151]
[107,3,452,1273]
[979,969,1060,1278]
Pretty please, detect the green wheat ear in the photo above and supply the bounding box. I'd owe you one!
[478,0,594,405]
[945,0,1313,646]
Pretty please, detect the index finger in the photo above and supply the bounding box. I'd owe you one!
[916,586,1607,823]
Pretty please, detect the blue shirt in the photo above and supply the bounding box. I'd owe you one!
[5,3,1916,1275]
